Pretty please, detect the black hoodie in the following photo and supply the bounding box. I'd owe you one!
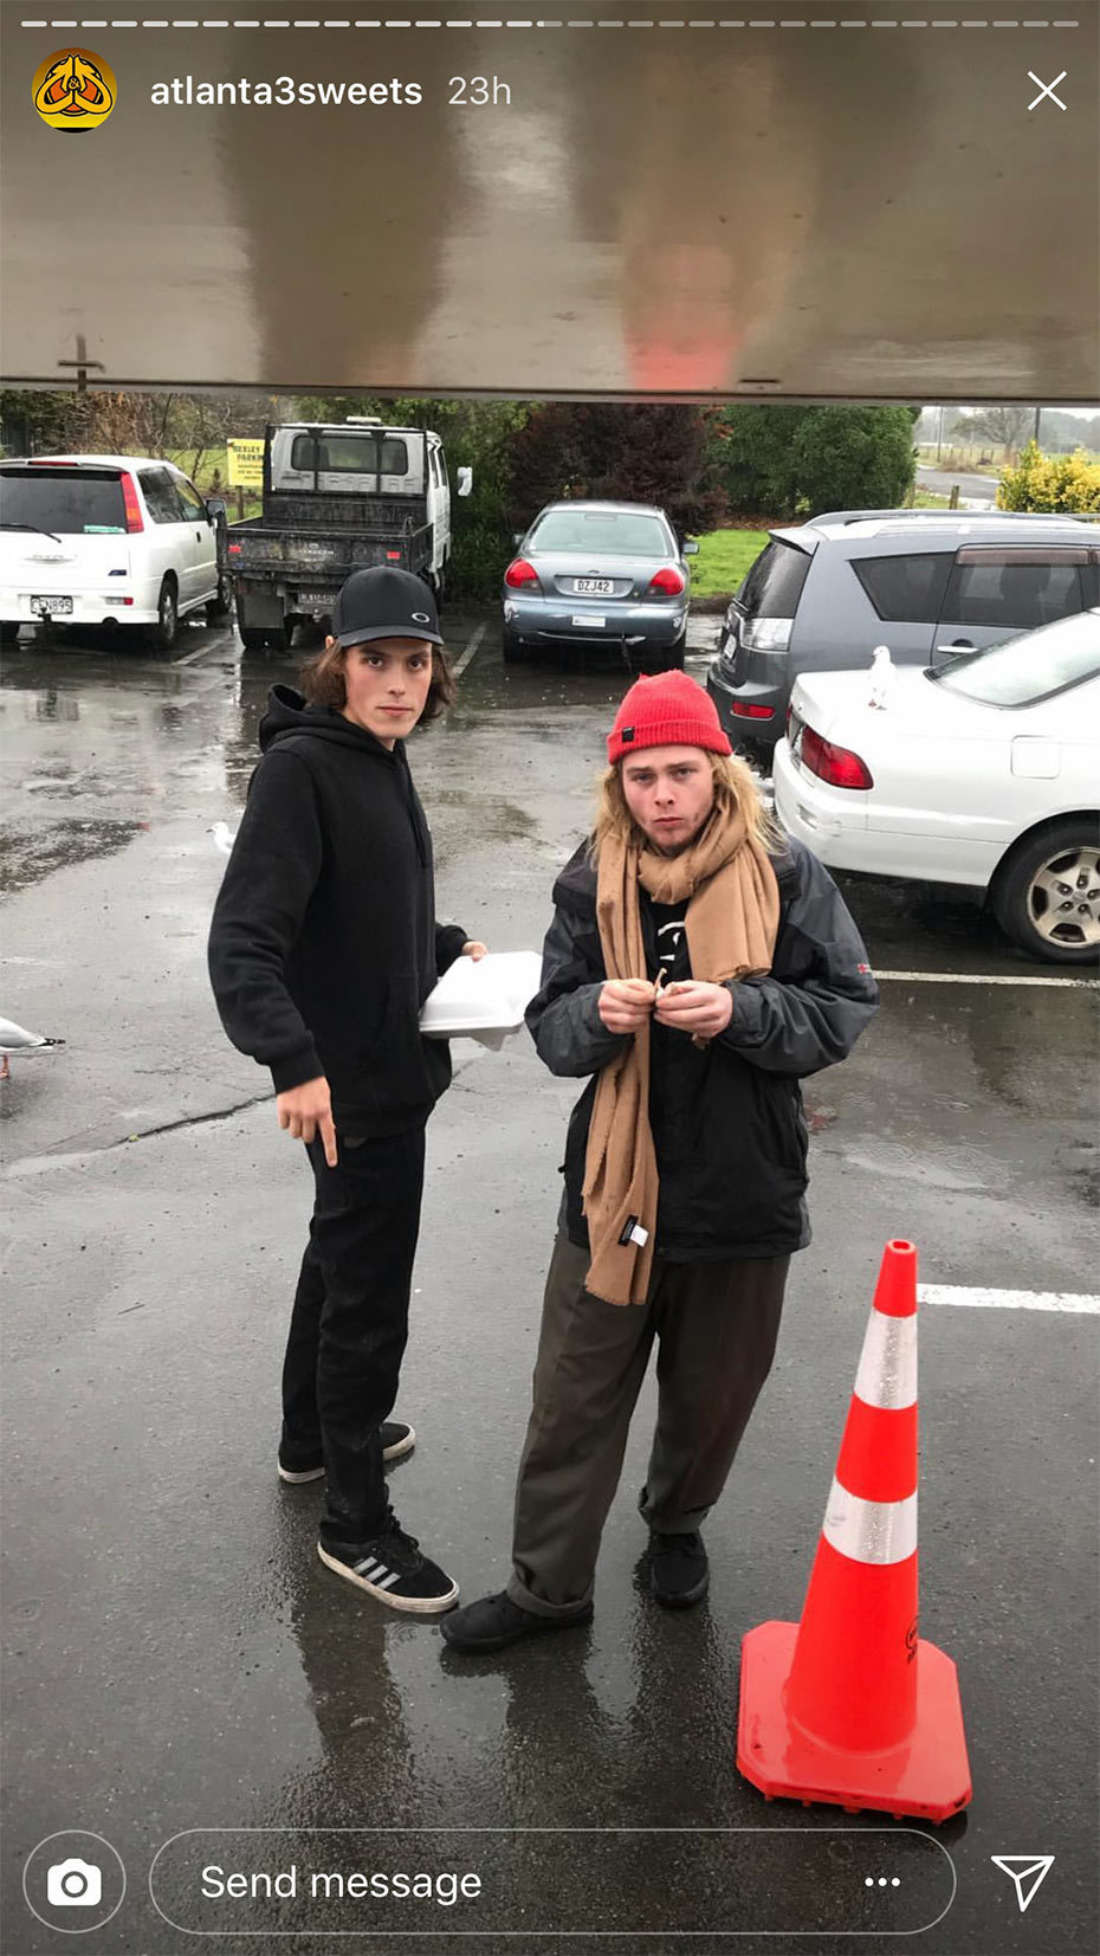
[208,686,468,1136]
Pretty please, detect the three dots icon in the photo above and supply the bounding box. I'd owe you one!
[865,1877,902,1888]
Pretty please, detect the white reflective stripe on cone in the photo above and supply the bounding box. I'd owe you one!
[823,1480,918,1566]
[854,1310,918,1411]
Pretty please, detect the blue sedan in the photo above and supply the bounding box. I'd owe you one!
[502,500,697,671]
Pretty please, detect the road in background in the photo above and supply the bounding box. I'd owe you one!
[916,467,997,508]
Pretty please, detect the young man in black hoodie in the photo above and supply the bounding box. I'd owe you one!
[209,566,484,1614]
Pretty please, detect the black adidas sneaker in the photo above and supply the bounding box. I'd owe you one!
[318,1516,459,1614]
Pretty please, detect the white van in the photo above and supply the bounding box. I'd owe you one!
[0,455,228,652]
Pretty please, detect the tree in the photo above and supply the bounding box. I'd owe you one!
[790,406,918,514]
[506,404,725,539]
[711,404,917,517]
[955,405,1033,451]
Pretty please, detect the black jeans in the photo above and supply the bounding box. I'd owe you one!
[281,1126,426,1549]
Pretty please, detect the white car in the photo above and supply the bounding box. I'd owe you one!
[0,454,229,652]
[773,610,1100,964]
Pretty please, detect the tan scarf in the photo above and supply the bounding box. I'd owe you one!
[582,799,780,1307]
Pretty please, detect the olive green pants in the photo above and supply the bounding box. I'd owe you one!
[508,1233,789,1617]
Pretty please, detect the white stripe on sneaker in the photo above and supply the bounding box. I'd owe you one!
[317,1542,459,1615]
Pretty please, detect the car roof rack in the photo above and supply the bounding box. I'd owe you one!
[810,508,1100,526]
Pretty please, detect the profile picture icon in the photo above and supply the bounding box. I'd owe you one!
[46,1858,103,1907]
[33,49,117,131]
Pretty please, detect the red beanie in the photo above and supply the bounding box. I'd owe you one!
[607,670,732,766]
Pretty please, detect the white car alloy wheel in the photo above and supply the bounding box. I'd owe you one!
[1027,842,1100,952]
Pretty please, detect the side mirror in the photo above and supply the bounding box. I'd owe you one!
[456,466,473,498]
[206,497,227,522]
[682,540,699,556]
[513,532,525,547]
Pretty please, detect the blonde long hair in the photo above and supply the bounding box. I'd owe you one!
[590,749,781,863]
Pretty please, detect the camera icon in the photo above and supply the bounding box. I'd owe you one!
[46,1859,103,1908]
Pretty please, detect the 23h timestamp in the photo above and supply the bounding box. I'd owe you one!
[449,76,512,106]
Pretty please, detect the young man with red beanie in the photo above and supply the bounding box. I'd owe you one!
[441,670,877,1652]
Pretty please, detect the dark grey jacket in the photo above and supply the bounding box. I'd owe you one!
[526,837,878,1262]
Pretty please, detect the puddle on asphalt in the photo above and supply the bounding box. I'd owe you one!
[0,817,145,895]
[428,788,536,841]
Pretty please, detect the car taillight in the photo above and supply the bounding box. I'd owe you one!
[647,566,686,597]
[741,617,792,653]
[505,558,541,590]
[119,472,144,534]
[386,550,401,562]
[800,725,873,790]
[228,542,242,555]
[732,702,774,721]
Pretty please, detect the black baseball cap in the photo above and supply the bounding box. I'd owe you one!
[331,566,443,649]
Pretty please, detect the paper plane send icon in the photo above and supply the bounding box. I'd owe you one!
[991,1856,1054,1914]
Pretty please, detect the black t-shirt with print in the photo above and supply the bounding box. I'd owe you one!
[646,898,691,1183]
[649,899,690,984]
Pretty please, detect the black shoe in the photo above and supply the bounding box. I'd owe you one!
[439,1590,593,1653]
[648,1530,709,1608]
[318,1515,458,1614]
[277,1449,324,1485]
[278,1420,416,1483]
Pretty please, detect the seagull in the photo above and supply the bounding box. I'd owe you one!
[210,821,237,855]
[0,1016,64,1081]
[868,643,896,711]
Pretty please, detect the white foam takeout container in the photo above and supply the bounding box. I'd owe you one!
[419,950,544,1051]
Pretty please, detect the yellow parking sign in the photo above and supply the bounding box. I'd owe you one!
[226,439,264,488]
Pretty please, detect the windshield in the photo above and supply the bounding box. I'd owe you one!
[0,468,126,535]
[529,510,671,557]
[933,609,1100,706]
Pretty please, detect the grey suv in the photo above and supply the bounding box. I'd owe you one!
[707,509,1100,753]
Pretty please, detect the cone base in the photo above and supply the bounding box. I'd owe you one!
[736,1620,972,1823]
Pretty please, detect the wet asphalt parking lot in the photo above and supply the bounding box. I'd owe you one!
[1,610,1097,1956]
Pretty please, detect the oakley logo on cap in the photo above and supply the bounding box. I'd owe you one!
[411,611,431,624]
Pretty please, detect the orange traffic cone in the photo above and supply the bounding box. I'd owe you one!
[737,1240,971,1821]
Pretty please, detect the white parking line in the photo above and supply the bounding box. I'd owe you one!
[451,622,486,679]
[919,1285,1100,1315]
[876,969,1099,989]
[169,638,223,668]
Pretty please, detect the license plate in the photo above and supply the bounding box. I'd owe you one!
[572,614,606,629]
[296,590,337,608]
[574,578,613,596]
[30,595,73,615]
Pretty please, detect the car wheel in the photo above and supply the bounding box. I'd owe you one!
[991,821,1100,965]
[264,621,293,652]
[149,579,178,653]
[501,627,528,665]
[0,621,20,646]
[239,627,269,652]
[206,574,231,624]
